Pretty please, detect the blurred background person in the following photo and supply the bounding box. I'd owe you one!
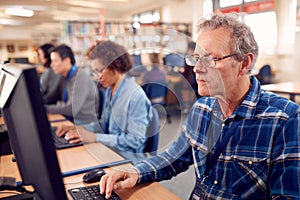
[142,52,170,122]
[45,44,99,125]
[180,41,199,113]
[38,43,63,104]
[142,53,167,86]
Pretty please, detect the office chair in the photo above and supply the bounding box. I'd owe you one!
[144,107,160,156]
[257,64,272,85]
[142,80,171,123]
[97,85,106,120]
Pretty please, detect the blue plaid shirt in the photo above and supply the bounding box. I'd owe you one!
[135,76,300,199]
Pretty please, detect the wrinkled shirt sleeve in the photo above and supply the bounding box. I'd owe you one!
[134,132,194,183]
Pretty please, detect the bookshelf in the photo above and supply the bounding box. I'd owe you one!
[62,20,192,67]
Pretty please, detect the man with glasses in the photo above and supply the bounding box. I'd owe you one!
[99,13,300,199]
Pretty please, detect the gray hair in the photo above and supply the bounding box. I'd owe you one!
[197,13,259,69]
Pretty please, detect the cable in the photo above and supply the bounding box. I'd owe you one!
[0,185,26,193]
[0,177,35,195]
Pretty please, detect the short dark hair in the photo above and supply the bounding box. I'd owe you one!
[49,44,76,65]
[39,43,54,68]
[88,40,133,73]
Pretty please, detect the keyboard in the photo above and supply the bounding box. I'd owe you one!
[68,185,121,200]
[51,127,83,149]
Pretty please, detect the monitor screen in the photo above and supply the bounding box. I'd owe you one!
[164,53,185,67]
[8,57,30,64]
[0,63,67,199]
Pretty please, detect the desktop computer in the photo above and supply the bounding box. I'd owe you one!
[0,63,128,200]
[0,63,68,199]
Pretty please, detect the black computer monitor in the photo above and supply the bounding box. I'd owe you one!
[0,63,67,199]
[8,57,30,64]
[164,53,185,67]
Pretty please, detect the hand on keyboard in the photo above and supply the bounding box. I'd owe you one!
[56,125,76,137]
[55,125,83,144]
[100,168,139,199]
[63,126,97,144]
[68,185,121,200]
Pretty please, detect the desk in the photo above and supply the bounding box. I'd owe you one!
[261,82,300,102]
[0,120,180,200]
[48,114,67,122]
[0,114,67,126]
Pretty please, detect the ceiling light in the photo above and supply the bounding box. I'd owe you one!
[5,8,34,17]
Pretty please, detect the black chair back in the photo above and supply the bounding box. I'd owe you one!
[144,107,160,156]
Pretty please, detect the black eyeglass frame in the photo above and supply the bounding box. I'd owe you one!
[185,54,236,68]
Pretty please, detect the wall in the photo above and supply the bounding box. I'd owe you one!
[0,27,34,41]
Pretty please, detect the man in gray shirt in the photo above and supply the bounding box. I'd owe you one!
[45,44,99,125]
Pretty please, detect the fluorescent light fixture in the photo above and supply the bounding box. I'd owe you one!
[132,21,140,29]
[5,8,34,17]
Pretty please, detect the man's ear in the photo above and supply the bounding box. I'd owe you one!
[240,53,254,75]
[63,57,71,65]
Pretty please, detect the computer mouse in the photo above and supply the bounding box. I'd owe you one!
[82,168,106,183]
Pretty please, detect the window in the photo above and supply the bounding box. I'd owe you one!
[220,0,242,8]
[244,11,277,55]
[212,0,278,55]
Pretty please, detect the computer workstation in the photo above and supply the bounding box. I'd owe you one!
[0,63,180,200]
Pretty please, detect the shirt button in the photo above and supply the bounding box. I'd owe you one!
[248,161,253,165]
[214,180,218,185]
[222,123,225,127]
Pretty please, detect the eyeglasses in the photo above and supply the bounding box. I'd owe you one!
[92,66,106,77]
[185,54,236,68]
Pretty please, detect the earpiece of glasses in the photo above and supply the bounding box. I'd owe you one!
[185,54,236,68]
[92,67,106,77]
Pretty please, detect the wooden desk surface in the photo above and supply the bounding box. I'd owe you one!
[0,114,67,125]
[261,82,300,95]
[0,131,180,199]
[47,114,67,122]
[262,82,300,102]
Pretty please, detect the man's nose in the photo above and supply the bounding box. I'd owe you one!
[193,61,206,74]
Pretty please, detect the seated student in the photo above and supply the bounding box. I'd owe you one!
[56,40,153,164]
[99,13,300,199]
[142,53,167,85]
[38,43,63,104]
[45,44,99,125]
